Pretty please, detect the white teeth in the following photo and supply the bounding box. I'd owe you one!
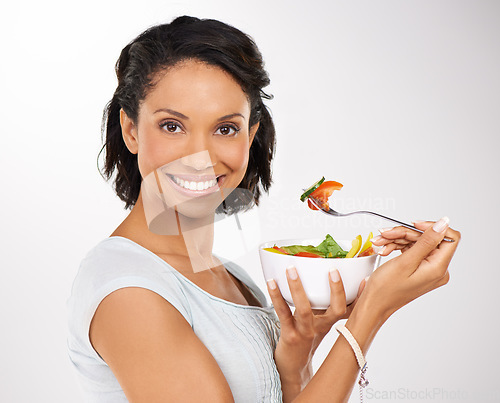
[171,175,218,191]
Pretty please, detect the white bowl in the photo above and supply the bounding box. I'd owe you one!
[259,238,379,309]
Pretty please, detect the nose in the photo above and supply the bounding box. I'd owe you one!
[179,130,217,171]
[180,150,216,171]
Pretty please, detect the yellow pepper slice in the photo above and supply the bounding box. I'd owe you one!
[346,235,362,258]
[358,232,373,256]
[263,247,287,255]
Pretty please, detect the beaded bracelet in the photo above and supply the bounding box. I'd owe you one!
[335,324,369,402]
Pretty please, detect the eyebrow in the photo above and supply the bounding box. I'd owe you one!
[154,108,245,121]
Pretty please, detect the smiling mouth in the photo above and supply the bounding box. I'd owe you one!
[166,174,223,192]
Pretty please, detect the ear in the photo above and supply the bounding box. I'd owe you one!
[120,108,139,154]
[248,121,260,149]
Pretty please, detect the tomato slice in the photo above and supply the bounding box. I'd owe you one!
[358,246,374,257]
[358,232,373,256]
[307,199,319,210]
[273,245,289,254]
[310,181,343,199]
[294,251,322,258]
[308,181,343,211]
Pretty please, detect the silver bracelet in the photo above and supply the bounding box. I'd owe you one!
[335,324,369,403]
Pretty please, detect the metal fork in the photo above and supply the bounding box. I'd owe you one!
[307,195,454,242]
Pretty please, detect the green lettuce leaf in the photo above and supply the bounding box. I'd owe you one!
[280,244,321,256]
[280,234,347,258]
[316,234,348,258]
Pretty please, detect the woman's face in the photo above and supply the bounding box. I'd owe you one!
[121,59,259,219]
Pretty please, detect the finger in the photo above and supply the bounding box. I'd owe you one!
[439,226,461,245]
[323,269,347,320]
[266,279,294,330]
[399,216,450,270]
[376,223,458,253]
[372,235,411,246]
[376,227,423,243]
[412,221,434,231]
[344,304,355,318]
[373,242,410,254]
[414,228,460,279]
[391,242,411,249]
[376,242,399,256]
[413,221,461,244]
[341,277,367,319]
[350,277,367,307]
[381,242,413,252]
[401,244,412,253]
[286,267,313,332]
[357,277,367,297]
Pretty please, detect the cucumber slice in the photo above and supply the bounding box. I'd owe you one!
[300,177,325,202]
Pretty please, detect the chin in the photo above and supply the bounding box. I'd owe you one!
[164,192,230,233]
[174,193,224,219]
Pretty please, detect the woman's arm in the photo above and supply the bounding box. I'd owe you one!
[268,219,460,402]
[89,287,234,403]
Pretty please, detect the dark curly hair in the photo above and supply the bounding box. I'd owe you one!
[99,16,276,213]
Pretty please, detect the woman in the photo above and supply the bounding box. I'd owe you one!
[67,16,460,402]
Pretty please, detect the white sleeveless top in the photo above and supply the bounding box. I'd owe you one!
[67,236,282,402]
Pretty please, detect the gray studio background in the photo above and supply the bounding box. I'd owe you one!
[1,0,499,402]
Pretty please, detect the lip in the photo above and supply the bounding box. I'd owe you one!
[166,173,218,182]
[165,173,224,197]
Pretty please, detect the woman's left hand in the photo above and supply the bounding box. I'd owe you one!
[267,267,366,399]
[371,220,449,256]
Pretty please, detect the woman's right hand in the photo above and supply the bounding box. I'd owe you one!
[361,217,460,320]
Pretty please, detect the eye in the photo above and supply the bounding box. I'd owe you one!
[160,120,183,134]
[215,124,240,137]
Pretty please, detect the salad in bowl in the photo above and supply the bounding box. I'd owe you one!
[259,234,378,308]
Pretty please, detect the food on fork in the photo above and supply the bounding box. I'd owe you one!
[300,177,343,211]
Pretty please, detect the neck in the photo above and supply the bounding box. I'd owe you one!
[117,192,217,272]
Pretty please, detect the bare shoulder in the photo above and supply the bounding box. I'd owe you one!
[90,287,234,403]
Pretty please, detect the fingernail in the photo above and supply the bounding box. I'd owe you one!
[286,266,298,280]
[267,279,277,290]
[364,276,370,283]
[329,268,341,283]
[379,227,392,233]
[371,235,383,244]
[377,245,386,255]
[432,216,450,233]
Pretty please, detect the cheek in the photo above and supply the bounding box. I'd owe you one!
[219,140,250,173]
[137,137,179,178]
